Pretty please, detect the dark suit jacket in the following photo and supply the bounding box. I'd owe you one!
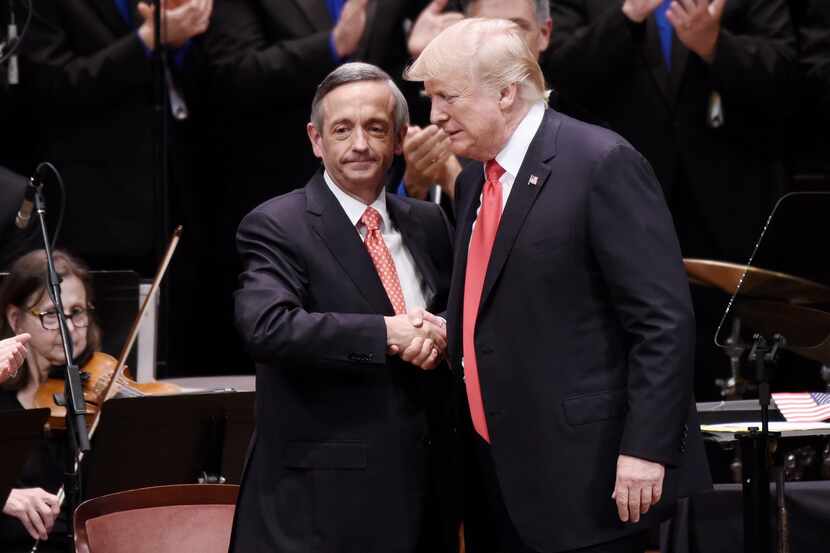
[21,0,202,262]
[447,109,711,553]
[544,0,797,262]
[231,171,456,552]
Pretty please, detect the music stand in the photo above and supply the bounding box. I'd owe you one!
[81,391,254,499]
[715,192,830,553]
[0,408,50,502]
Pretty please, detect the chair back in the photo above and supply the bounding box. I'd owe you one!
[74,484,239,553]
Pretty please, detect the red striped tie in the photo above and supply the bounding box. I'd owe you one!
[462,160,505,443]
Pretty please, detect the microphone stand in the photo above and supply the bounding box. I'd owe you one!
[33,180,90,553]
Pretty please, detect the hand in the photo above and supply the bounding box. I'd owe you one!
[621,0,662,23]
[611,454,665,523]
[402,125,453,199]
[385,309,447,370]
[0,334,29,384]
[666,0,726,63]
[2,488,60,541]
[137,0,213,50]
[408,0,465,57]
[332,0,369,59]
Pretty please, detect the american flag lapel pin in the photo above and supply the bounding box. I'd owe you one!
[528,174,539,187]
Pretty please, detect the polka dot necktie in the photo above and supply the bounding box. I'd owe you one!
[360,206,407,315]
[462,159,506,443]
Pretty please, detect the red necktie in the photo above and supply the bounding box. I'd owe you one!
[462,160,505,443]
[360,206,407,315]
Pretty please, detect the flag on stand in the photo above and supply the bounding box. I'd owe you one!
[772,392,830,422]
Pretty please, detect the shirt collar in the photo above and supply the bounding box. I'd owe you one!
[323,170,389,230]
[492,100,546,180]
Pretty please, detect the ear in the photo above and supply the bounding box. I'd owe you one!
[6,305,21,334]
[498,82,519,111]
[307,122,324,160]
[394,124,407,156]
[538,17,553,54]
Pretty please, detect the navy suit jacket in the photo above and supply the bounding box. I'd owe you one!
[447,109,711,552]
[230,171,457,552]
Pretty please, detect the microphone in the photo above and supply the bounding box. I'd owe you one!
[15,175,39,229]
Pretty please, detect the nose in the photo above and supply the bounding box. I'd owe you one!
[351,127,369,152]
[430,100,448,126]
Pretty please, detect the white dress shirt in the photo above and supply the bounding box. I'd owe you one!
[324,171,430,311]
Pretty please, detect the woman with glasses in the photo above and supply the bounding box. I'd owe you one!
[0,249,100,552]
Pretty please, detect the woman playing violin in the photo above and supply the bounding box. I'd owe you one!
[0,249,100,552]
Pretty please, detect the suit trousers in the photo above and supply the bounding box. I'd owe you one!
[465,433,647,553]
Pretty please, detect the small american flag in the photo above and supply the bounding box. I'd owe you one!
[772,392,830,422]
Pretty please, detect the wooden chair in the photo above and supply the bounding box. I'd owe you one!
[74,484,239,553]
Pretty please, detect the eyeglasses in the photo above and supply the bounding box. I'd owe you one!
[28,306,93,331]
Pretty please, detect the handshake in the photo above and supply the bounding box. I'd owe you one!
[384,308,447,370]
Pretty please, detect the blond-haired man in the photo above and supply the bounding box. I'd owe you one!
[406,18,710,553]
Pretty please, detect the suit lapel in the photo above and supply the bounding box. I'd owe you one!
[289,0,332,31]
[446,172,485,369]
[305,173,395,315]
[386,194,438,303]
[478,110,559,309]
[668,34,690,104]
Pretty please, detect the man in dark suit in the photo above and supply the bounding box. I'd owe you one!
[406,18,710,553]
[544,0,797,401]
[21,0,211,273]
[231,62,456,553]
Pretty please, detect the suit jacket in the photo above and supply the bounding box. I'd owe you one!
[544,0,797,262]
[231,171,457,552]
[447,109,711,553]
[21,0,202,261]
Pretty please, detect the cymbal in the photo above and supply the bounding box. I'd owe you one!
[733,300,830,364]
[684,258,830,305]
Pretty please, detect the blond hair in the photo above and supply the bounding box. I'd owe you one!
[404,18,546,105]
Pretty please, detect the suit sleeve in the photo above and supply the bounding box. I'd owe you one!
[203,0,337,108]
[234,207,388,370]
[709,0,798,127]
[22,1,151,108]
[545,0,645,100]
[588,143,695,467]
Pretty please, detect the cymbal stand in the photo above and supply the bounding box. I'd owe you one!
[736,333,785,553]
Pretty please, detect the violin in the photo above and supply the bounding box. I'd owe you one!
[34,351,182,430]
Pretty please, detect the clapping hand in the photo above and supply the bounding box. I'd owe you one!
[402,125,457,200]
[137,0,213,50]
[408,0,465,58]
[666,0,726,63]
[385,308,447,370]
[621,0,662,23]
[0,334,29,384]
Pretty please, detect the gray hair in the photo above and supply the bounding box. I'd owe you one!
[463,0,550,23]
[310,62,409,136]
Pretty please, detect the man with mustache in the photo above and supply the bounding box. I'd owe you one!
[230,62,457,553]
